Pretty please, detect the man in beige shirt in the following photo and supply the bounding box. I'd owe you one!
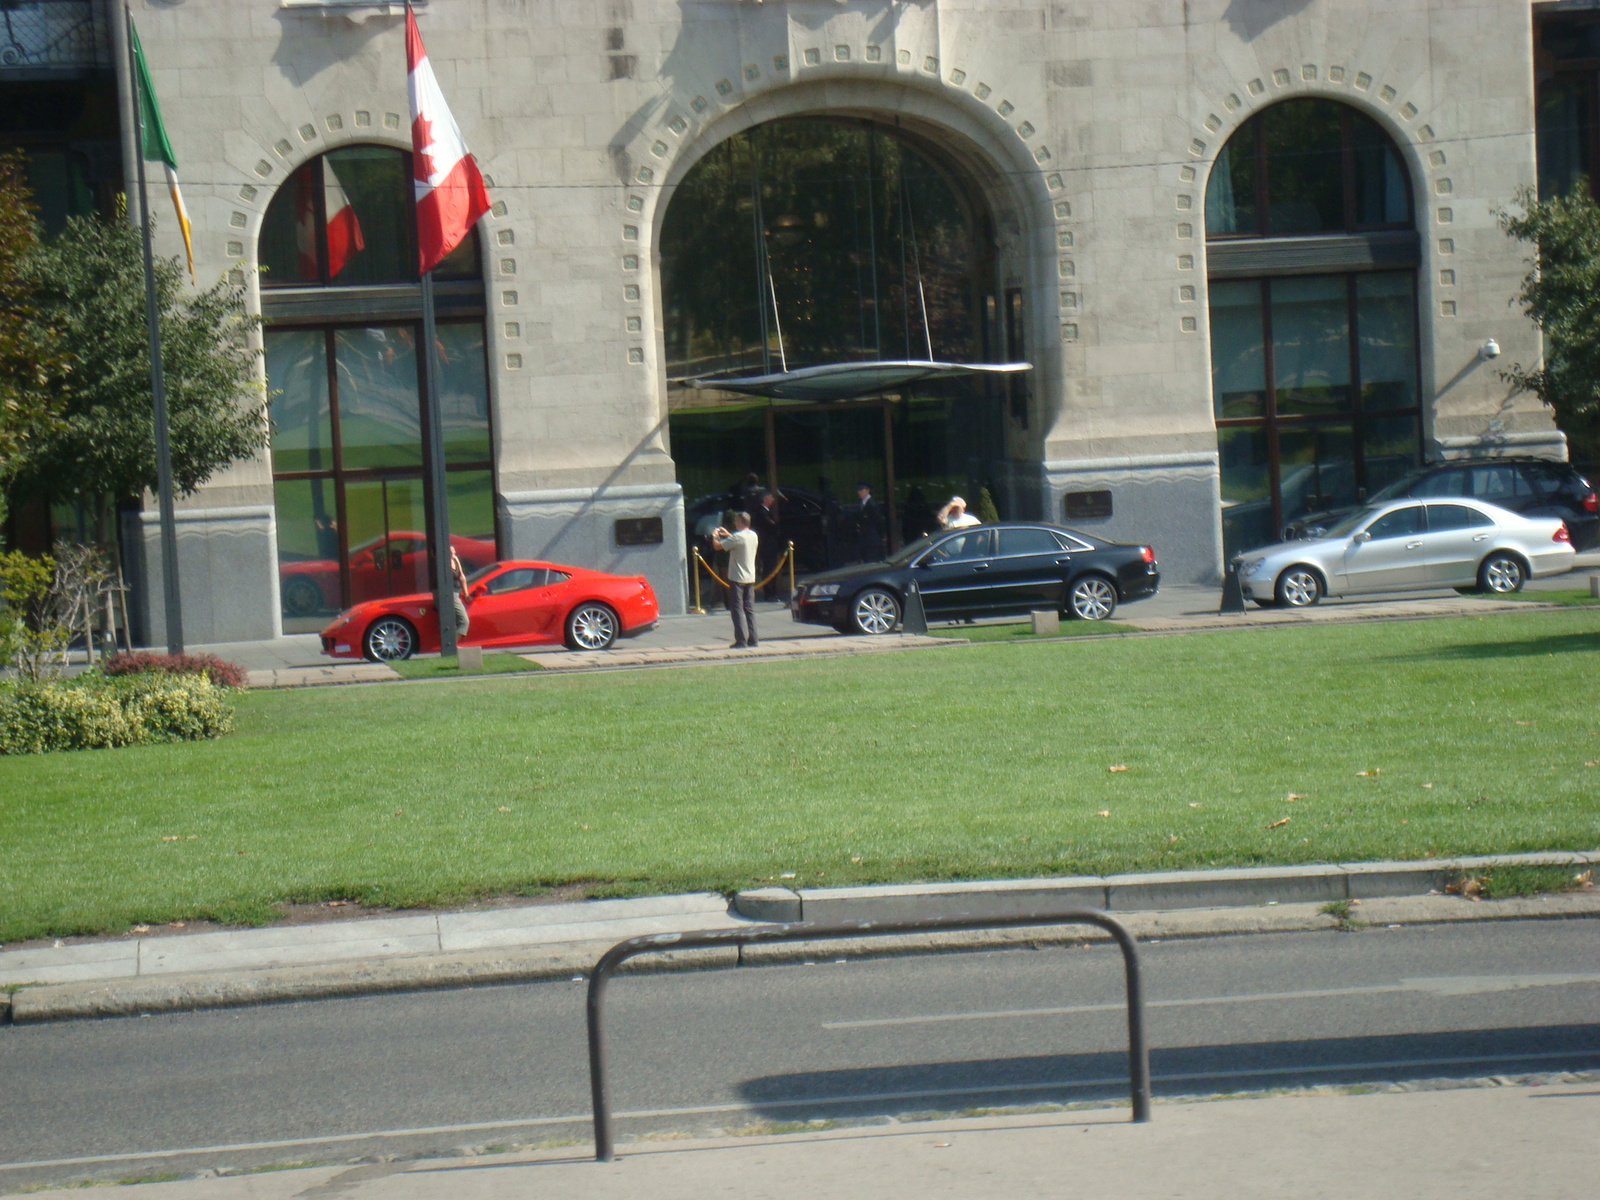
[712,512,760,648]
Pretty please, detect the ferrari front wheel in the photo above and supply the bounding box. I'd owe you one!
[363,616,417,662]
[565,602,619,650]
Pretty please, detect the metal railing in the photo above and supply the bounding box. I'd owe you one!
[585,908,1150,1162]
[0,0,109,71]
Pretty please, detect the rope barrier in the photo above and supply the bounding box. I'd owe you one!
[691,540,795,600]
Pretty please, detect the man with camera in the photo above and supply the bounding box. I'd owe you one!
[712,512,760,649]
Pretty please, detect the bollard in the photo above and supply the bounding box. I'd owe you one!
[1591,574,1599,600]
[1031,609,1060,636]
[456,645,484,671]
[1219,563,1247,614]
[902,580,928,634]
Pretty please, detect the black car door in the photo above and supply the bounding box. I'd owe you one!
[915,529,996,619]
[987,527,1072,614]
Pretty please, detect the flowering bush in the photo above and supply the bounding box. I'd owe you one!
[101,651,247,689]
[0,674,234,754]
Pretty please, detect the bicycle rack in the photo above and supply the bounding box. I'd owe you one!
[585,908,1150,1162]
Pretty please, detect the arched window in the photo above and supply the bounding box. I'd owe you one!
[1204,100,1422,557]
[258,146,495,631]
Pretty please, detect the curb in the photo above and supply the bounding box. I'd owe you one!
[732,850,1600,922]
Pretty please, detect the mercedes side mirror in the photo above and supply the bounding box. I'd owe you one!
[1351,530,1372,543]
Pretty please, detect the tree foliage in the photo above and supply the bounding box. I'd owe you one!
[1499,185,1600,463]
[0,152,66,502]
[9,215,267,507]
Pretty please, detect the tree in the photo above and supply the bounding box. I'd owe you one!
[8,215,266,528]
[1499,185,1600,465]
[0,152,66,526]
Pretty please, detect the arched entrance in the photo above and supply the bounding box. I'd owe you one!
[1204,98,1424,557]
[660,117,1014,573]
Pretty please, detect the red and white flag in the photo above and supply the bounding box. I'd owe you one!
[291,160,366,279]
[406,7,491,274]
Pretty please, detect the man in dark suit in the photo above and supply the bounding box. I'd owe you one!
[752,489,783,599]
[855,481,885,564]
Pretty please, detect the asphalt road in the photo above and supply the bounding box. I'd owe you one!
[3,919,1598,1189]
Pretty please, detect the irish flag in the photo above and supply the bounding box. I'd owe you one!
[129,19,193,281]
[406,7,491,273]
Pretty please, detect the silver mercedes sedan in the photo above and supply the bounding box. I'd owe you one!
[1234,497,1576,607]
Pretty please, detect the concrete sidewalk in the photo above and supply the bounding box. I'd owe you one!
[4,852,1595,1024]
[14,1080,1594,1199]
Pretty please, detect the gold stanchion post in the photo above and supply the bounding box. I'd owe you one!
[690,548,705,614]
[787,540,795,601]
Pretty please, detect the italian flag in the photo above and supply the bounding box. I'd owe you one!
[130,20,193,281]
[406,7,491,274]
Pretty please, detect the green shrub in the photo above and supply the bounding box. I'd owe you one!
[0,674,234,754]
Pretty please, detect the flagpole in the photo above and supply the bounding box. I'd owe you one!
[419,267,457,657]
[125,4,184,655]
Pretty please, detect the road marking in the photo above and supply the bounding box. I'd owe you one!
[4,1047,1598,1174]
[821,974,1600,1029]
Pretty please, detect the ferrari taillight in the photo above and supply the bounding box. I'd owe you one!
[1555,524,1572,543]
[1140,545,1156,563]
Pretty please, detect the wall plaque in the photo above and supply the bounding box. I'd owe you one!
[1063,490,1113,520]
[614,516,664,546]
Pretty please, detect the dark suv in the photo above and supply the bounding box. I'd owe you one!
[1285,458,1599,551]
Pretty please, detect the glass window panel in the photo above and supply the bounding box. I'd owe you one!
[274,477,342,631]
[1411,469,1467,498]
[1263,100,1346,234]
[1271,276,1352,415]
[321,146,414,285]
[265,329,332,473]
[1537,78,1594,200]
[1366,505,1424,539]
[1218,424,1274,556]
[446,470,499,561]
[486,567,539,594]
[1355,272,1418,411]
[1428,504,1492,531]
[334,326,423,470]
[1205,135,1257,235]
[997,527,1061,556]
[1468,465,1520,501]
[343,477,431,605]
[1360,413,1421,497]
[928,529,992,562]
[258,161,321,286]
[1209,280,1267,418]
[1277,423,1357,527]
[1351,113,1411,226]
[436,322,493,463]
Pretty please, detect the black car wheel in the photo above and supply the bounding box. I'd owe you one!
[363,616,417,662]
[565,602,619,650]
[850,587,901,635]
[1066,574,1118,621]
[1477,552,1525,594]
[281,576,322,618]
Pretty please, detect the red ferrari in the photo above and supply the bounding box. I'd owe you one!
[319,560,659,661]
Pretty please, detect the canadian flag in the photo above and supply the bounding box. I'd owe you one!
[406,7,491,274]
[291,159,366,279]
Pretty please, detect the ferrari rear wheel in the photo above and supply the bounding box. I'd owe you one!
[363,616,417,662]
[565,602,619,651]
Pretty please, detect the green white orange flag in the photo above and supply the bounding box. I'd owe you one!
[130,19,194,281]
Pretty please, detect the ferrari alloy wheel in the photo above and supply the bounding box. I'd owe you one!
[1067,574,1117,621]
[850,588,901,635]
[565,602,619,650]
[281,576,322,618]
[1275,566,1322,608]
[1478,552,1525,594]
[363,616,416,662]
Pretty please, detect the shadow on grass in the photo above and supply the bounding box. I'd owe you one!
[1390,630,1600,661]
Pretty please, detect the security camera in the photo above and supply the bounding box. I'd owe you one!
[1480,339,1501,360]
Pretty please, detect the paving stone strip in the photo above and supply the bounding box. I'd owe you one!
[2,852,1594,1024]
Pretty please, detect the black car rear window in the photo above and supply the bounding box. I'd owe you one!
[997,528,1063,557]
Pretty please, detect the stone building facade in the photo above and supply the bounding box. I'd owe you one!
[113,0,1565,644]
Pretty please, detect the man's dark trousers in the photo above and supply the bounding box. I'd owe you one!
[728,581,758,647]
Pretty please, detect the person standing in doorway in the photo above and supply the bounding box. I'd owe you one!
[712,512,759,648]
[855,481,885,563]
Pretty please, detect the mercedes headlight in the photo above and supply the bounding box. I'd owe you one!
[1241,557,1267,578]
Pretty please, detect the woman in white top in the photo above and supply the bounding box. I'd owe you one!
[937,495,981,529]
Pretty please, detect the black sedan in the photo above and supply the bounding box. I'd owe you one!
[792,522,1159,634]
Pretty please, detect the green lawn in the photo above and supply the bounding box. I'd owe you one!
[386,652,544,680]
[929,620,1139,641]
[2,609,1598,942]
[1508,588,1600,607]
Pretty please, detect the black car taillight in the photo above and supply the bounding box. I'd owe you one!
[1585,491,1597,514]
[1140,545,1155,563]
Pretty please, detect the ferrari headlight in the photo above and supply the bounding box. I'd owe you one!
[809,583,840,597]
